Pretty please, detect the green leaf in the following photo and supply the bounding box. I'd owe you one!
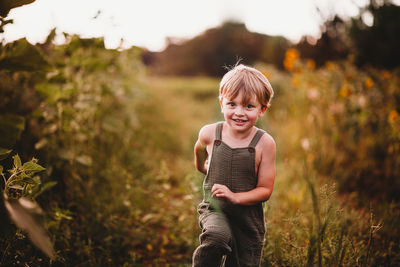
[22,161,45,173]
[32,176,41,184]
[0,148,12,161]
[0,0,35,17]
[43,28,56,46]
[40,181,57,193]
[33,181,56,199]
[0,114,25,148]
[35,84,74,104]
[35,83,61,104]
[4,194,55,258]
[13,154,21,168]
[0,38,51,71]
[22,177,37,184]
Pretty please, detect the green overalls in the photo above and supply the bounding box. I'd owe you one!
[193,122,266,267]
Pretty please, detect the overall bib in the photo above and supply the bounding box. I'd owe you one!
[193,122,266,267]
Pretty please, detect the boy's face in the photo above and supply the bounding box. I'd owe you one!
[220,91,267,132]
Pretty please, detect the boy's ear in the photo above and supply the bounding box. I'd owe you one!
[219,97,223,112]
[258,106,268,117]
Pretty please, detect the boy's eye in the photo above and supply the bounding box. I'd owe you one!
[247,104,255,108]
[227,102,235,107]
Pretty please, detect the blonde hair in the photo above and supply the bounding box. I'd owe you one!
[219,64,274,108]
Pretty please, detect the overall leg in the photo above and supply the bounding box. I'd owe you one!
[228,224,264,267]
[193,211,233,267]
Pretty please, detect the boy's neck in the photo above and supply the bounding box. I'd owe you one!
[223,122,256,140]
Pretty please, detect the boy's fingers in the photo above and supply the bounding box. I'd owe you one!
[211,184,220,192]
[212,184,230,198]
[211,185,222,197]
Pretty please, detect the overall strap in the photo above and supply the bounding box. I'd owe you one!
[248,129,265,147]
[215,122,223,140]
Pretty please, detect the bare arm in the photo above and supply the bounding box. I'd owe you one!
[194,125,213,174]
[194,139,208,174]
[212,135,276,205]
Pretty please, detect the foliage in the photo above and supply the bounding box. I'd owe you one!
[349,2,400,69]
[264,52,400,201]
[0,0,35,18]
[0,2,58,261]
[295,16,349,67]
[0,38,52,71]
[1,155,55,258]
[296,1,400,70]
[3,154,48,199]
[0,30,215,264]
[256,51,400,265]
[0,0,35,36]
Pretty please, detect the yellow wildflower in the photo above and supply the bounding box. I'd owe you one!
[146,244,153,251]
[325,61,336,71]
[381,70,391,80]
[284,49,299,71]
[286,48,299,61]
[307,59,315,70]
[364,77,374,89]
[291,77,300,87]
[388,110,399,123]
[339,86,352,98]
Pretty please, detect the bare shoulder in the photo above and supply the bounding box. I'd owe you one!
[198,122,218,146]
[257,131,276,156]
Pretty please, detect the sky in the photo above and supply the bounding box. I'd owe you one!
[2,0,374,51]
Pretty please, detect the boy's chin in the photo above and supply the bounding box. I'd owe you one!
[232,120,247,127]
[228,121,255,131]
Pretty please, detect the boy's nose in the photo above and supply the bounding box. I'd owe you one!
[234,106,245,116]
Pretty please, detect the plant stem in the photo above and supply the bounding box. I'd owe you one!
[1,173,6,189]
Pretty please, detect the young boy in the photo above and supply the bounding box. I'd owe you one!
[192,64,276,267]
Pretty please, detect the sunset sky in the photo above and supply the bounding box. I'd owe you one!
[2,0,377,51]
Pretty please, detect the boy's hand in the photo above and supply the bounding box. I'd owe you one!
[211,184,238,205]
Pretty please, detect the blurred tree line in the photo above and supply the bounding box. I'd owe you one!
[142,22,289,76]
[142,1,400,76]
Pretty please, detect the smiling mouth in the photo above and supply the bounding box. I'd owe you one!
[233,119,248,123]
